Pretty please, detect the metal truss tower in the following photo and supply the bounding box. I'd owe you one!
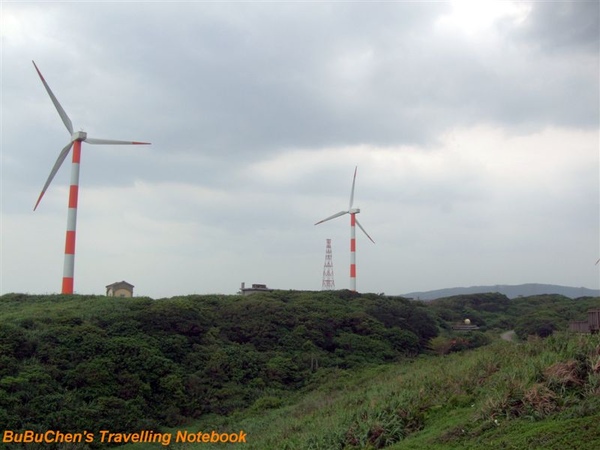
[321,238,335,290]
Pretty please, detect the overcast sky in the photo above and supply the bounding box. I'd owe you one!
[1,1,598,298]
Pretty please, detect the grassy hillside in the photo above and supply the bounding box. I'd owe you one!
[0,291,438,445]
[121,332,600,450]
[0,291,597,449]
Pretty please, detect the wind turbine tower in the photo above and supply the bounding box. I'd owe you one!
[315,167,374,292]
[32,61,150,294]
[321,238,335,290]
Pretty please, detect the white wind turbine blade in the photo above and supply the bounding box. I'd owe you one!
[34,141,74,210]
[315,210,348,225]
[349,166,357,209]
[355,217,375,244]
[85,137,151,145]
[32,61,73,135]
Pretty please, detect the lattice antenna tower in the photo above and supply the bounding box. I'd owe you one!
[321,238,335,290]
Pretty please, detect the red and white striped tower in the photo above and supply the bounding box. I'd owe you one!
[62,137,83,294]
[321,238,335,290]
[315,166,374,292]
[32,61,150,294]
[350,213,357,291]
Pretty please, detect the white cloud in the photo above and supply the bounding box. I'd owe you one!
[436,0,532,36]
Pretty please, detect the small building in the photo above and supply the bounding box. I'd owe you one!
[568,309,600,334]
[106,281,134,297]
[239,282,273,296]
[569,321,590,333]
[451,318,480,332]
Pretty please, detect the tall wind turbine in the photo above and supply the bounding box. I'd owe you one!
[32,61,150,294]
[315,167,374,292]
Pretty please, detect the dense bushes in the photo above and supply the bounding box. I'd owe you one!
[0,291,437,436]
[515,314,560,339]
[1,290,595,443]
[429,292,598,335]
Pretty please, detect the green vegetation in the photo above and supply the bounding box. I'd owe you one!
[122,333,600,450]
[0,291,436,442]
[0,290,598,449]
[427,292,597,338]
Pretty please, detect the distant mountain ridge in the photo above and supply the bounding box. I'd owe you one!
[402,283,600,301]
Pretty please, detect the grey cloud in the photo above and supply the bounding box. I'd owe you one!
[515,1,600,54]
[2,1,598,296]
[22,2,594,161]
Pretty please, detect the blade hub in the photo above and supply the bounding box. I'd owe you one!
[72,131,87,142]
[350,208,360,214]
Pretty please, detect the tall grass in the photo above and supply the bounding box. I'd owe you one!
[121,331,600,450]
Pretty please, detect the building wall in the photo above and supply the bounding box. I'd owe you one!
[569,321,590,333]
[113,288,132,298]
[588,309,600,331]
[108,288,133,297]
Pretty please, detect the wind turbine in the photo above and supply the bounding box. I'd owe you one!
[32,61,150,294]
[315,166,374,292]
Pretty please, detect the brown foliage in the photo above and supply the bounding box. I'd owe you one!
[523,383,557,415]
[544,359,583,388]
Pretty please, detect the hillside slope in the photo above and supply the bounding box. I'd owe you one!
[1,291,598,450]
[129,333,600,450]
[0,291,438,439]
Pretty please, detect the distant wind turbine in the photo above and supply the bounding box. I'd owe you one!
[315,166,374,292]
[32,61,150,294]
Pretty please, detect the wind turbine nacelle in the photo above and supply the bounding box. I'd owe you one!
[72,131,87,141]
[350,208,361,214]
